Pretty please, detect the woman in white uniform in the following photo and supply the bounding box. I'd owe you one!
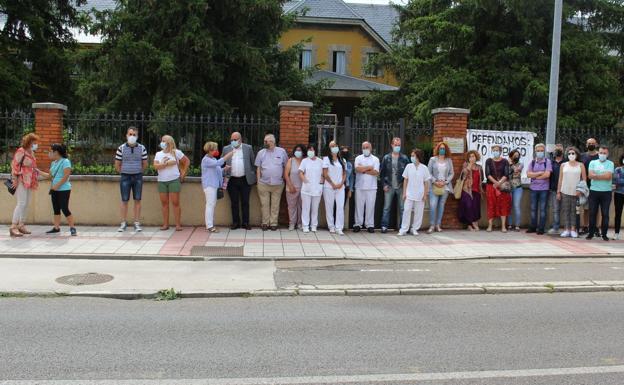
[299,145,324,233]
[322,141,347,235]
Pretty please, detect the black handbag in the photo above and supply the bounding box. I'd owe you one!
[4,153,25,195]
[217,188,224,200]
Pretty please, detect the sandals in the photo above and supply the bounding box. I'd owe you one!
[206,227,219,233]
[9,227,22,237]
[17,225,31,235]
[160,226,170,231]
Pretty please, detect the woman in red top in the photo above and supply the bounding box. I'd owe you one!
[9,133,40,237]
[458,150,484,231]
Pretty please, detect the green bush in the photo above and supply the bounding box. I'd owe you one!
[0,162,201,177]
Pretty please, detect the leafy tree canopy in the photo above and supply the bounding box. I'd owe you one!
[359,0,624,127]
[78,0,325,116]
[0,0,86,109]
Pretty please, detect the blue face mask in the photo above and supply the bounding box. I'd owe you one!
[307,150,315,158]
[411,156,417,164]
[599,154,607,162]
[159,142,167,150]
[393,146,401,153]
[438,148,446,156]
[231,140,240,148]
[536,151,545,159]
[294,150,303,159]
[362,149,371,157]
[492,151,500,158]
[331,147,339,154]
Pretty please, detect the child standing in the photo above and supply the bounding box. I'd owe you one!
[398,149,430,236]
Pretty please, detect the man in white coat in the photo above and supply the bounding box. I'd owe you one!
[353,141,380,233]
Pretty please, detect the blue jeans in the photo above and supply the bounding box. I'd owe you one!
[530,190,549,231]
[429,190,449,227]
[549,191,560,231]
[120,173,143,202]
[381,187,404,229]
[507,187,523,227]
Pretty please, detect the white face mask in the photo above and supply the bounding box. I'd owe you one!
[127,135,137,145]
[331,147,339,154]
[294,150,302,159]
[307,150,315,158]
[568,154,576,161]
[362,149,371,157]
[31,144,38,151]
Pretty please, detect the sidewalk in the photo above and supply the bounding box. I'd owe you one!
[0,225,623,260]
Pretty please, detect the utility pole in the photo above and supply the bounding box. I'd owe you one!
[545,0,563,152]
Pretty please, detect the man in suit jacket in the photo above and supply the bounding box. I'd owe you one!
[222,132,256,230]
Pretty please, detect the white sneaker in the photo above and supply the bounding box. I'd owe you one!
[302,228,310,233]
[560,230,570,238]
[570,231,578,238]
[615,233,621,240]
[288,224,295,231]
[548,228,558,235]
[329,228,336,234]
[134,222,142,232]
[411,229,419,236]
[397,231,407,236]
[311,227,317,232]
[336,229,344,236]
[117,222,127,232]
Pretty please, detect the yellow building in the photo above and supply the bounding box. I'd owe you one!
[281,0,399,118]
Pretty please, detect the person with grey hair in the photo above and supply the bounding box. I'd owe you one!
[353,141,380,233]
[526,143,552,235]
[222,131,256,230]
[255,133,287,230]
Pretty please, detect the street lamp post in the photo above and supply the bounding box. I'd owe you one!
[545,0,563,152]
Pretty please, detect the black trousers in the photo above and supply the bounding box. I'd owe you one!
[227,176,251,226]
[615,193,624,234]
[51,190,72,217]
[588,190,612,236]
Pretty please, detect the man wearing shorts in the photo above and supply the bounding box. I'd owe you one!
[115,127,148,232]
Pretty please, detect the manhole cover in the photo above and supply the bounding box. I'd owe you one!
[55,273,114,286]
[190,246,244,257]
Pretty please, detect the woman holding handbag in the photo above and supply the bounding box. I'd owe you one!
[154,135,190,231]
[201,141,233,233]
[8,133,40,237]
[485,145,512,232]
[458,150,484,231]
[427,142,454,233]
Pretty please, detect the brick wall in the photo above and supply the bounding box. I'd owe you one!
[431,107,470,229]
[32,103,67,171]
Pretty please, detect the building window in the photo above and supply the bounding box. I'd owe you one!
[332,51,346,75]
[299,50,312,69]
[365,52,379,77]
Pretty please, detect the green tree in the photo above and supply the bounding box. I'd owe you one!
[77,0,324,116]
[0,0,86,109]
[359,0,624,127]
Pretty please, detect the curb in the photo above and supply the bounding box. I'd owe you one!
[2,282,623,300]
[0,253,204,262]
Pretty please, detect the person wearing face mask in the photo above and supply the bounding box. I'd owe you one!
[459,150,484,231]
[201,141,234,233]
[322,141,347,235]
[557,147,586,238]
[427,142,454,233]
[612,153,624,240]
[507,149,524,231]
[579,138,599,235]
[254,134,287,231]
[353,141,380,233]
[43,144,76,236]
[284,144,306,231]
[9,133,40,237]
[153,135,190,231]
[379,137,410,233]
[547,144,565,234]
[586,145,614,241]
[485,145,511,232]
[222,132,256,230]
[340,146,356,228]
[398,148,430,236]
[526,143,552,235]
[298,145,324,233]
[114,127,148,232]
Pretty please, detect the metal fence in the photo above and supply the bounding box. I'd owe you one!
[310,115,433,157]
[0,110,34,165]
[65,113,280,166]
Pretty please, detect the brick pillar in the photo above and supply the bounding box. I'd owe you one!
[32,102,67,170]
[278,100,313,225]
[431,107,470,229]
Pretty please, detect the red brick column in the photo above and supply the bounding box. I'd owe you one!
[32,102,67,170]
[278,100,313,225]
[431,107,470,229]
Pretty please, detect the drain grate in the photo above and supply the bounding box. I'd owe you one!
[55,273,114,286]
[190,246,244,257]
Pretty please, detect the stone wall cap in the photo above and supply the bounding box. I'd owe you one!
[431,107,470,115]
[32,102,68,111]
[278,100,313,108]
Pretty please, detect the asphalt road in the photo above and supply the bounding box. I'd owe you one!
[2,294,624,384]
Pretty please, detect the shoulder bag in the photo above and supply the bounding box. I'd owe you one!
[4,152,26,195]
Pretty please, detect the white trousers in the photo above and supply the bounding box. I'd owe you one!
[355,189,377,228]
[400,199,425,233]
[203,186,217,229]
[12,182,32,225]
[323,187,345,231]
[301,193,322,230]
